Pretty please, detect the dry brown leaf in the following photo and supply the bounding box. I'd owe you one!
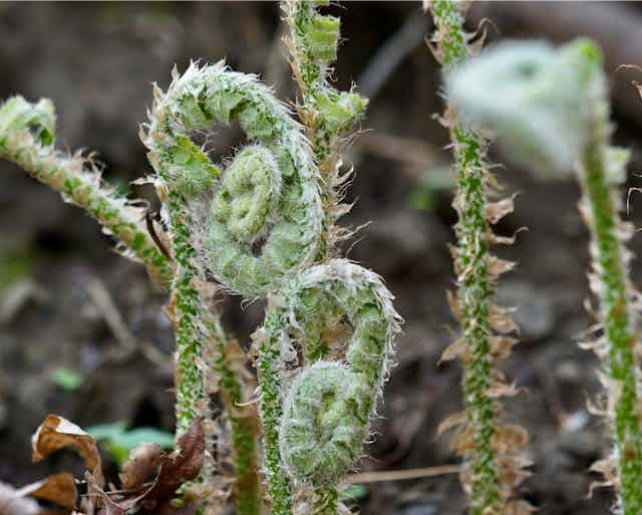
[31,415,103,487]
[119,443,162,491]
[139,417,205,505]
[17,473,77,511]
[85,475,125,515]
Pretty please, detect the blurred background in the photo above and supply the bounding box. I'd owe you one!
[3,2,642,514]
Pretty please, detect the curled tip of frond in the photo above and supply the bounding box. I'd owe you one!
[261,260,401,489]
[446,38,605,176]
[144,61,325,297]
[0,96,56,147]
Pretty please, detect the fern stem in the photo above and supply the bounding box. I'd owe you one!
[429,3,501,514]
[255,325,292,515]
[442,34,642,515]
[164,195,207,435]
[209,323,260,515]
[579,104,642,515]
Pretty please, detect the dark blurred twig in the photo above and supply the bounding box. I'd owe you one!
[358,12,428,101]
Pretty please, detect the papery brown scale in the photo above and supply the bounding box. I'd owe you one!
[504,499,535,515]
[486,381,520,399]
[497,455,531,489]
[489,305,519,335]
[446,290,462,321]
[439,337,468,364]
[486,230,518,246]
[586,397,608,417]
[487,255,516,279]
[588,456,618,497]
[452,425,476,454]
[490,336,517,360]
[492,424,529,454]
[466,23,488,56]
[425,36,444,65]
[485,195,516,225]
[437,411,467,436]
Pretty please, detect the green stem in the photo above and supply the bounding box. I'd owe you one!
[0,96,172,285]
[212,334,260,515]
[430,3,501,514]
[165,194,207,436]
[452,124,501,515]
[579,109,642,515]
[256,327,292,515]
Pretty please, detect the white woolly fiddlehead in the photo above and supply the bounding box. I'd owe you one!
[144,61,323,297]
[256,259,401,514]
[446,39,600,176]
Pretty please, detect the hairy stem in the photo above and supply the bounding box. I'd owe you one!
[442,34,642,515]
[209,324,260,515]
[164,196,208,436]
[430,3,501,514]
[579,106,642,515]
[0,97,172,285]
[255,326,292,515]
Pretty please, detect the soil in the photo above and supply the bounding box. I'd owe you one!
[1,2,642,515]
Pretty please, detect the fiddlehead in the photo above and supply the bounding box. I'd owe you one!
[145,61,323,297]
[256,259,401,514]
[0,96,173,285]
[143,61,324,513]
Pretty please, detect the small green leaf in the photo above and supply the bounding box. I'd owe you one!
[51,368,84,391]
[87,421,174,466]
[339,484,369,502]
